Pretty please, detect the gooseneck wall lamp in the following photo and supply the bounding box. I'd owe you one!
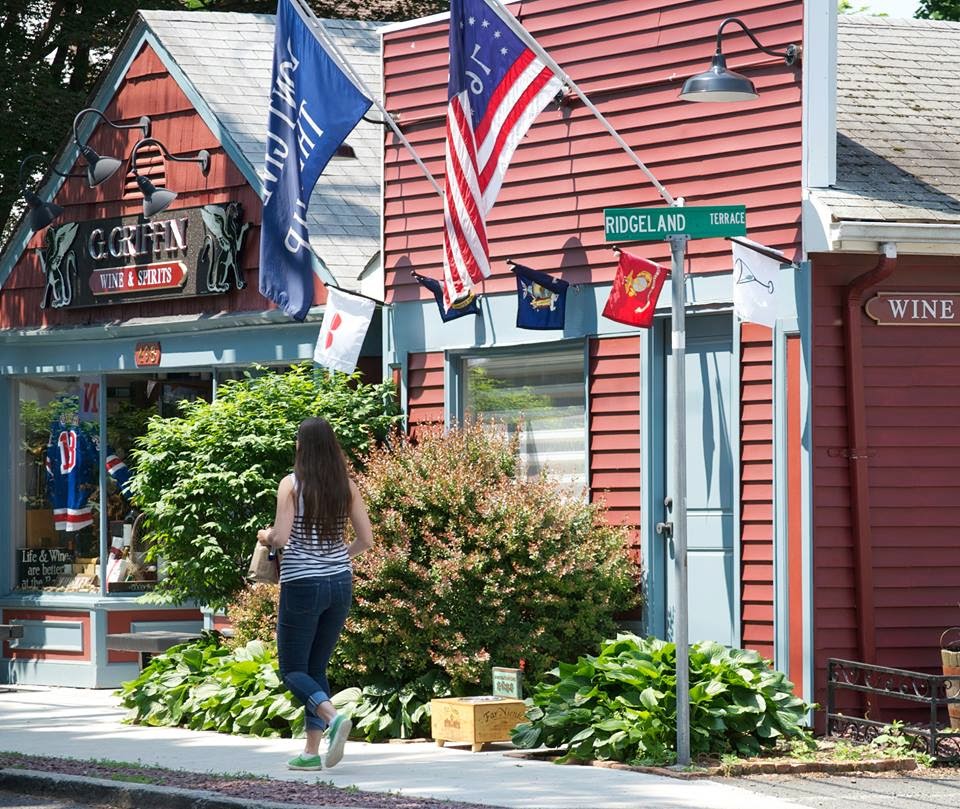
[129,138,210,218]
[73,108,151,188]
[18,154,85,232]
[679,17,799,103]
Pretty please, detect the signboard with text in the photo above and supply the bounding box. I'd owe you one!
[35,202,249,309]
[19,547,75,590]
[865,292,960,326]
[604,205,747,241]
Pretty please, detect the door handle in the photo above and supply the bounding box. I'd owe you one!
[656,520,673,538]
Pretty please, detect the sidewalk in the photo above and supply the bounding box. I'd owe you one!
[0,686,805,809]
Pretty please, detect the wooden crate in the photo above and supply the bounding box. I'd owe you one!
[430,696,527,752]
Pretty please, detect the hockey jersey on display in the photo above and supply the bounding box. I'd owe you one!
[45,420,96,532]
[44,420,134,532]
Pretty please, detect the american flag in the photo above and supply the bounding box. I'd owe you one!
[442,0,563,307]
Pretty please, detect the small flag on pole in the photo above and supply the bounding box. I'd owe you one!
[602,250,669,329]
[259,0,373,322]
[731,239,784,329]
[313,287,376,374]
[511,263,568,330]
[413,271,481,322]
[441,0,564,308]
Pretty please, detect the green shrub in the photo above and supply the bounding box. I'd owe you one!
[332,671,451,742]
[116,633,302,738]
[512,634,813,765]
[224,583,280,650]
[335,423,640,691]
[130,363,400,610]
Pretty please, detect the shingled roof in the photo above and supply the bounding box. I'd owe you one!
[141,10,382,290]
[813,15,960,224]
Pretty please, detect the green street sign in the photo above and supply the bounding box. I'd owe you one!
[604,205,747,241]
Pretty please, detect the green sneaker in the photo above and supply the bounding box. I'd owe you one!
[287,753,323,771]
[322,714,352,769]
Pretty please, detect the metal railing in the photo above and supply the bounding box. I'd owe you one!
[826,658,960,763]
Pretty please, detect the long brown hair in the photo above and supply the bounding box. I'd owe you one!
[294,418,351,542]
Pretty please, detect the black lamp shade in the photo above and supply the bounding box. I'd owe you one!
[81,146,122,188]
[24,190,64,232]
[679,53,759,103]
[137,174,177,218]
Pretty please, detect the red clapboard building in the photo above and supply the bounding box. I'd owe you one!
[380,0,807,692]
[806,14,960,723]
[0,10,382,687]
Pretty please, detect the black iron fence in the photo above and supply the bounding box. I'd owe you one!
[826,658,960,763]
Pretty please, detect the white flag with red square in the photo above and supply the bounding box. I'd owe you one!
[313,287,375,374]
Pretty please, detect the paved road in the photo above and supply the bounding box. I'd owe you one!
[723,772,960,808]
[0,791,101,809]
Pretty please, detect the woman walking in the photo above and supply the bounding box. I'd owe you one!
[257,417,374,770]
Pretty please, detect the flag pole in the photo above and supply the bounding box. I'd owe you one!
[486,0,675,207]
[291,0,444,198]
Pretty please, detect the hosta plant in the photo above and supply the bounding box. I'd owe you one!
[512,634,813,765]
[116,633,303,738]
[332,671,451,742]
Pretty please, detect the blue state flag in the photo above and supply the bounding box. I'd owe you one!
[512,263,569,330]
[259,0,372,321]
[413,271,481,323]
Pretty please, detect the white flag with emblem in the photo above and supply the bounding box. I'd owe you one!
[731,239,785,329]
[313,287,376,374]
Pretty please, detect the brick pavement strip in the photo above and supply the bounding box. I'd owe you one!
[0,770,364,809]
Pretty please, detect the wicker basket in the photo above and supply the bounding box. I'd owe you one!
[941,628,960,730]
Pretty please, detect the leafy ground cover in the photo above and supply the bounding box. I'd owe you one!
[512,634,813,766]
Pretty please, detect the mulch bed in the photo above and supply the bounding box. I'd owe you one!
[506,747,920,779]
[0,752,500,809]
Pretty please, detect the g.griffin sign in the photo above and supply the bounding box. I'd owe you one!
[865,292,960,326]
[34,202,249,309]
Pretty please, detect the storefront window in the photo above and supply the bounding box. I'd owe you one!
[14,371,212,594]
[462,348,586,491]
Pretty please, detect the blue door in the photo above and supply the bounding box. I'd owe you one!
[658,314,736,647]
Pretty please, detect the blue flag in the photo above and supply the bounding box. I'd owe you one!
[259,0,372,321]
[413,272,481,322]
[512,263,568,330]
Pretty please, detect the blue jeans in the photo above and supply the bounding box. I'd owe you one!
[277,571,352,732]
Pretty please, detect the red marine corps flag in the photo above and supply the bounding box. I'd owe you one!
[602,249,670,329]
[442,0,564,308]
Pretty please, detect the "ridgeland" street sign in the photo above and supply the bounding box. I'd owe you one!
[604,205,747,241]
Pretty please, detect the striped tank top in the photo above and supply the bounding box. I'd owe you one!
[279,474,351,583]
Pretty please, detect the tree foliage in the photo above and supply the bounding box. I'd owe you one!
[130,363,400,610]
[0,0,449,248]
[916,0,960,19]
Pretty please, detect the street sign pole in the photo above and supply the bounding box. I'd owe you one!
[603,202,746,769]
[668,233,690,767]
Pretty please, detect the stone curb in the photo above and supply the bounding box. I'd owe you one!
[504,751,920,779]
[0,768,371,809]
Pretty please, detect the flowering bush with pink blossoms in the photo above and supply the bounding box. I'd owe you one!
[333,423,640,692]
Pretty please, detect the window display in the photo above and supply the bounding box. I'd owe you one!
[14,371,212,593]
[462,348,587,491]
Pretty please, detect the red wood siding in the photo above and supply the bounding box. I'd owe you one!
[2,609,90,661]
[812,252,960,709]
[382,0,802,305]
[105,608,202,664]
[407,351,445,435]
[741,324,774,659]
[588,336,641,558]
[0,42,313,330]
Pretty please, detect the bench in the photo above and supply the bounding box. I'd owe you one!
[0,624,24,642]
[106,630,202,669]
